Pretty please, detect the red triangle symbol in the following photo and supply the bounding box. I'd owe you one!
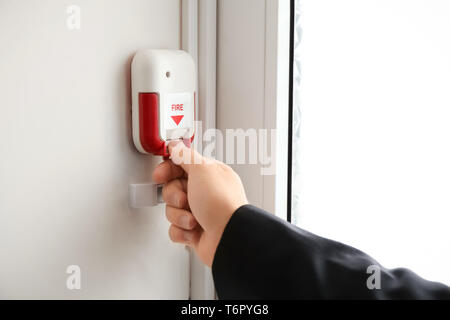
[171,115,184,125]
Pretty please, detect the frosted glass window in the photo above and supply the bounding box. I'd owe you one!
[291,0,450,285]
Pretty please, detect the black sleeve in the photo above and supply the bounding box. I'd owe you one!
[211,205,450,299]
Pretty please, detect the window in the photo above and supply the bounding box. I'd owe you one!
[291,0,450,285]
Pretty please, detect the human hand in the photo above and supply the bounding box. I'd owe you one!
[152,141,248,267]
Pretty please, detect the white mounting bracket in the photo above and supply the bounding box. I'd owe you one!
[129,183,164,208]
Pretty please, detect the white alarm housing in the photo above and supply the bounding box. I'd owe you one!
[131,49,196,156]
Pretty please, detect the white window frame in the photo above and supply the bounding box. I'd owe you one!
[216,0,291,220]
[181,0,217,300]
[185,0,292,299]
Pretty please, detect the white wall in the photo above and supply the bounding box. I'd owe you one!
[0,0,189,299]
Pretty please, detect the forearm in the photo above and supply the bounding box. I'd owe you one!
[212,205,450,299]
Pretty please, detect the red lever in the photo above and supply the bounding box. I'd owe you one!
[139,93,169,157]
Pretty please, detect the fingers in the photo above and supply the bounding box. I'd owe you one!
[166,205,199,247]
[168,141,205,173]
[168,224,200,247]
[166,206,198,230]
[152,160,185,184]
[162,179,188,209]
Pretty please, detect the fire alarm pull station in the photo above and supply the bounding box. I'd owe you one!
[131,49,196,157]
[129,49,196,208]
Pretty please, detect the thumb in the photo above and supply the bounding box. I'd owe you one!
[168,141,204,173]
